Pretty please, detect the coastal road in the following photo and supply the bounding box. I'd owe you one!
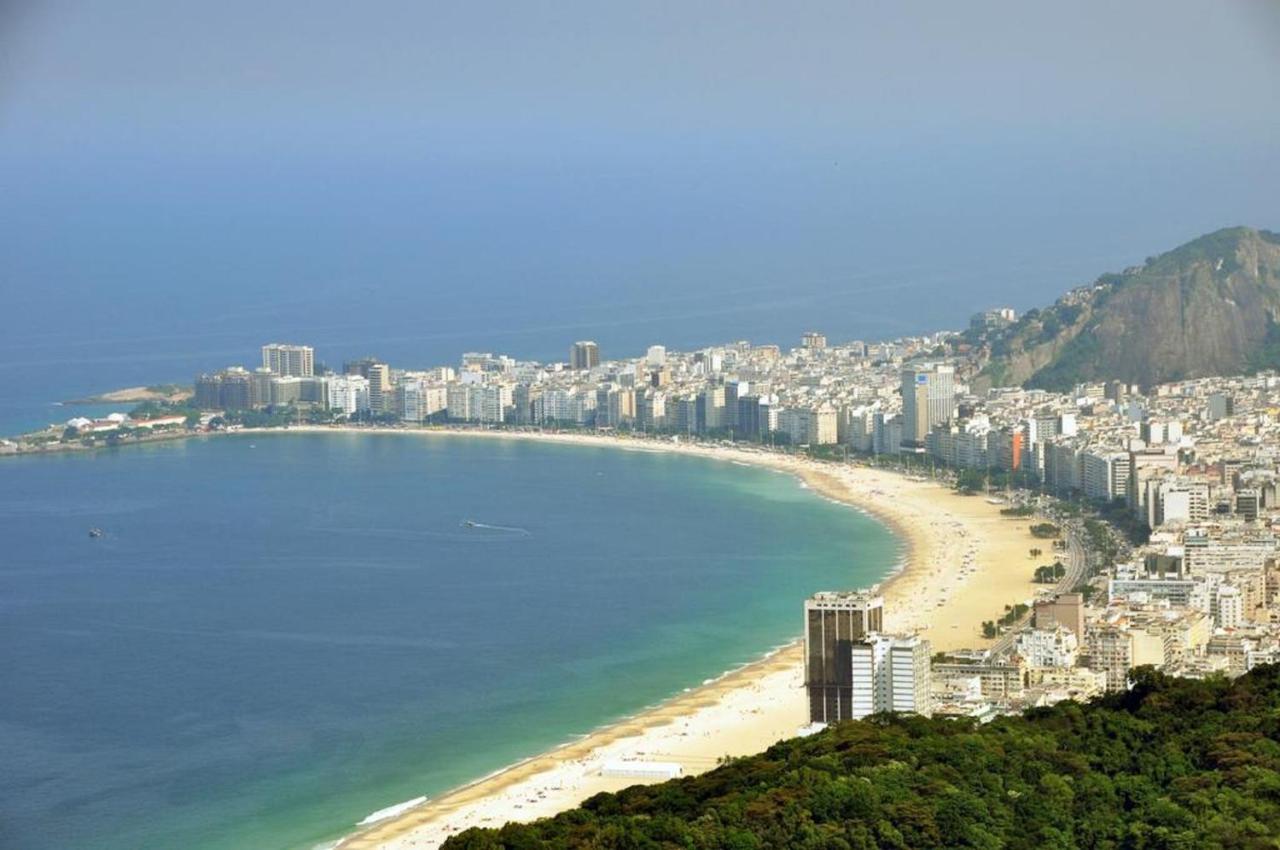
[988,519,1088,657]
[1057,521,1089,591]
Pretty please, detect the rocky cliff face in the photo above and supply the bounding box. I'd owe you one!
[978,227,1280,391]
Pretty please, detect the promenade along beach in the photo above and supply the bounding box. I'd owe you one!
[328,427,1042,850]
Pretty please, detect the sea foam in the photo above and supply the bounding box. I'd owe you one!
[357,796,428,826]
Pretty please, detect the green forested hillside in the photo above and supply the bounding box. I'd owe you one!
[443,666,1280,849]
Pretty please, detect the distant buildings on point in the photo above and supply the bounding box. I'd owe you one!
[801,331,827,350]
[261,343,314,378]
[570,340,600,371]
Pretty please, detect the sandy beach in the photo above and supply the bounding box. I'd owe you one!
[281,426,1044,850]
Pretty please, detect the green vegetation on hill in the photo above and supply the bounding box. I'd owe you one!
[977,226,1280,391]
[1022,330,1102,393]
[443,666,1280,849]
[1246,316,1280,375]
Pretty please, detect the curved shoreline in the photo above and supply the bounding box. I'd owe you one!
[7,422,1039,848]
[229,425,1040,850]
[335,642,810,850]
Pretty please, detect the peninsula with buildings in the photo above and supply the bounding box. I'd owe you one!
[8,226,1280,846]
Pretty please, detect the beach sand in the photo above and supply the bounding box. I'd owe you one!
[301,427,1042,850]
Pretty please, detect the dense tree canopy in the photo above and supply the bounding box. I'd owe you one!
[443,666,1280,849]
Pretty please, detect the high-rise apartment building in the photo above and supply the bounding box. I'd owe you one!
[344,357,390,414]
[1033,592,1085,642]
[1153,479,1209,526]
[1214,585,1244,629]
[900,365,955,446]
[475,383,512,424]
[570,340,600,370]
[245,367,269,407]
[723,380,746,432]
[778,406,838,446]
[269,375,302,406]
[398,380,448,423]
[1236,489,1261,521]
[804,590,884,723]
[327,375,370,415]
[849,634,933,719]
[446,383,474,421]
[367,363,390,413]
[193,367,254,410]
[1016,625,1079,668]
[261,343,314,377]
[1206,393,1234,422]
[698,385,726,431]
[801,331,827,350]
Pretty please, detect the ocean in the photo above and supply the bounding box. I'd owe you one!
[0,431,899,850]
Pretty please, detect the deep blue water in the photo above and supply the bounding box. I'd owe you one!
[0,432,899,850]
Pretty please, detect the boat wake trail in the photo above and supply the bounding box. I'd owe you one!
[463,521,531,535]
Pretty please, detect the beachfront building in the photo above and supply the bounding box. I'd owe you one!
[804,590,884,724]
[446,383,475,422]
[261,343,314,378]
[194,367,254,410]
[900,364,955,447]
[398,379,448,423]
[344,358,391,414]
[777,406,838,446]
[475,383,512,424]
[327,374,370,416]
[268,375,303,406]
[849,633,933,719]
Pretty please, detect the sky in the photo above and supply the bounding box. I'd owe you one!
[0,1,1278,390]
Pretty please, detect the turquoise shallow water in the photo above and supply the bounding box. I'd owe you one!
[0,432,900,850]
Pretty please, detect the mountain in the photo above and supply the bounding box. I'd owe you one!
[442,666,1280,849]
[974,226,1280,392]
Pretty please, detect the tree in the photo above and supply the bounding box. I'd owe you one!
[955,469,987,494]
[1033,562,1068,583]
[442,666,1280,850]
[1030,522,1060,539]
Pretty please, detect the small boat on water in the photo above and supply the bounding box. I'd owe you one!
[461,520,477,528]
[88,528,104,538]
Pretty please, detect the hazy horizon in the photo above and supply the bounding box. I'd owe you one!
[2,1,1278,389]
